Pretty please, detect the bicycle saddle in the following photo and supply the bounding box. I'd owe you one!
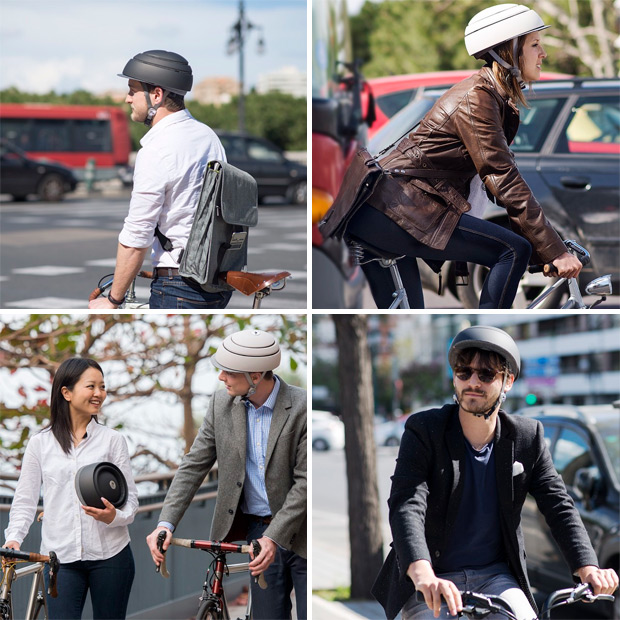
[346,234,404,261]
[221,271,291,295]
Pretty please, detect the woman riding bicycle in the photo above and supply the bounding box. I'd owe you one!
[3,358,139,619]
[345,3,582,309]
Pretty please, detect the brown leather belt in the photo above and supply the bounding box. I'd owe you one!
[153,267,180,277]
[245,514,272,526]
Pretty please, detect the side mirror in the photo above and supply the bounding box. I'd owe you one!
[575,466,600,511]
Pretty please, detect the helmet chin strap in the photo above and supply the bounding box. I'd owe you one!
[241,371,266,400]
[142,83,168,127]
[453,372,509,420]
[487,39,525,89]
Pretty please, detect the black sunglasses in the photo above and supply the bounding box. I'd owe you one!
[454,366,501,384]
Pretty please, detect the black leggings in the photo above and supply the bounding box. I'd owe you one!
[346,203,532,309]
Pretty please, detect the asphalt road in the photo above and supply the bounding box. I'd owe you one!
[313,446,607,619]
[0,192,306,309]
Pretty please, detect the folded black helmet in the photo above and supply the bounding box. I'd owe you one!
[75,462,128,510]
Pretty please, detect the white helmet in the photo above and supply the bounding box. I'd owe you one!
[211,330,280,397]
[465,4,549,83]
[465,4,549,58]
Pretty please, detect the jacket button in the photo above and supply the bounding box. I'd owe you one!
[435,551,440,558]
[228,509,234,515]
[237,482,242,487]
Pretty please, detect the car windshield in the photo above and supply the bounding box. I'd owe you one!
[598,421,620,487]
[368,94,440,155]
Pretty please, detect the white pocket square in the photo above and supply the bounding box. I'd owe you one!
[512,461,524,476]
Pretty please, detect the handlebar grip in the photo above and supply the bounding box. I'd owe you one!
[88,287,103,301]
[528,263,557,275]
[138,270,154,279]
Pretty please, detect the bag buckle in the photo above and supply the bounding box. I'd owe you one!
[229,232,247,250]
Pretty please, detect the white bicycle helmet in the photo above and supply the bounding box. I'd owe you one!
[465,4,549,81]
[211,330,281,397]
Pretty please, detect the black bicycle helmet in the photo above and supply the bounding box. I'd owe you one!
[118,50,193,95]
[449,325,521,379]
[75,461,128,510]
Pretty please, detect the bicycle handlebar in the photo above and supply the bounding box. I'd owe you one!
[528,239,590,275]
[0,548,59,598]
[415,583,615,619]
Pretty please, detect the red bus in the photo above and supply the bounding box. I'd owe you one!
[0,104,131,180]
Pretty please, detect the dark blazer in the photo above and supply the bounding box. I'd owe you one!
[159,377,307,558]
[372,404,598,619]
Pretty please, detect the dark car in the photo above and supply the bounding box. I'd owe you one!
[0,138,78,201]
[368,78,620,308]
[215,132,306,205]
[513,404,620,619]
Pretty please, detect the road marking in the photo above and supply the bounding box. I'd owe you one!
[1,228,118,246]
[85,258,118,267]
[5,297,87,308]
[12,266,85,276]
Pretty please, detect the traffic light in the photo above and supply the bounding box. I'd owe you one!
[525,393,538,406]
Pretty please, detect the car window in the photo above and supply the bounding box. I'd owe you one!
[376,89,417,118]
[555,95,620,155]
[247,140,283,162]
[219,136,247,160]
[513,97,565,153]
[553,427,596,487]
[541,422,558,450]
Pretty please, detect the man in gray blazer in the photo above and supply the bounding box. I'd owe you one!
[373,326,618,620]
[146,329,307,619]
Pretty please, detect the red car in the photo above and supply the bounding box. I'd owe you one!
[367,69,572,137]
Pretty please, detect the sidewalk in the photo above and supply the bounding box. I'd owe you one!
[312,595,386,619]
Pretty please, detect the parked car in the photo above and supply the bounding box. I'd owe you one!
[215,131,306,205]
[312,410,345,451]
[366,70,569,137]
[374,416,406,446]
[513,403,620,619]
[0,138,78,201]
[368,77,620,308]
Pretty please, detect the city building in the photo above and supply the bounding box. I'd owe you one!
[256,66,306,98]
[192,76,240,105]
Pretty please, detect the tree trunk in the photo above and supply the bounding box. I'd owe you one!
[332,314,384,599]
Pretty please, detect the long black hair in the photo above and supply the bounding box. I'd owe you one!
[48,358,104,455]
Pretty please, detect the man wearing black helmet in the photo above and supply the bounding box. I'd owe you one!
[373,326,618,620]
[89,50,230,309]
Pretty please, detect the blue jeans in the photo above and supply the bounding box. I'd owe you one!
[247,520,307,620]
[401,562,536,620]
[347,203,532,309]
[43,544,134,620]
[149,272,232,309]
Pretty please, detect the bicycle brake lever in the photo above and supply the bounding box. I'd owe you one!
[250,540,268,590]
[156,531,170,578]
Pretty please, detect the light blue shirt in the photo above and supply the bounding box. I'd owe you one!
[158,376,280,532]
[241,376,280,516]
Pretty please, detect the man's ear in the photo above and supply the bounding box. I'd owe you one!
[504,373,515,393]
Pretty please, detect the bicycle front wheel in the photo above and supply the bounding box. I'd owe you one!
[196,598,223,620]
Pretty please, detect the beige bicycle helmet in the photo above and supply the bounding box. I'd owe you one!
[465,4,549,81]
[211,330,281,396]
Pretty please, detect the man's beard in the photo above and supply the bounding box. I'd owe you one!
[455,385,501,416]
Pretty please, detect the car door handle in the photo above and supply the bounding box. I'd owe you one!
[560,176,590,189]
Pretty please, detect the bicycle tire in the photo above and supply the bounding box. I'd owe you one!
[196,598,223,620]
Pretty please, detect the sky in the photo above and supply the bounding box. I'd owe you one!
[0,0,307,96]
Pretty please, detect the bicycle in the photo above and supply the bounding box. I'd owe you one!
[155,531,265,620]
[415,582,615,619]
[89,269,292,309]
[0,547,59,620]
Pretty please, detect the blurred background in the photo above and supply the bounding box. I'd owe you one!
[311,0,620,310]
[0,0,307,309]
[0,312,306,618]
[312,313,620,619]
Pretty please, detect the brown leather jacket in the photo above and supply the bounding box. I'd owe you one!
[367,68,566,264]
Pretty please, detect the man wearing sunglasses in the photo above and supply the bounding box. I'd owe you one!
[373,325,618,620]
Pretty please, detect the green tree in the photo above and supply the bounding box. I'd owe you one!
[0,314,306,471]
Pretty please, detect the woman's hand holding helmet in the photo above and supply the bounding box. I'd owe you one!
[81,497,117,525]
[551,252,582,279]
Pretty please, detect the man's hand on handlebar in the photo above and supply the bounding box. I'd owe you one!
[89,297,118,309]
[550,252,582,279]
[576,565,619,597]
[248,536,276,577]
[146,526,172,568]
[407,559,463,618]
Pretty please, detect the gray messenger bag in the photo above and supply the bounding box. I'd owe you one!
[156,160,258,293]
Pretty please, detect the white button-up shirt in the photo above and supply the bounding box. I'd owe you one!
[118,109,226,268]
[4,418,139,563]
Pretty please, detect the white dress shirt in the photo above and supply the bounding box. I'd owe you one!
[118,109,226,268]
[4,418,139,563]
